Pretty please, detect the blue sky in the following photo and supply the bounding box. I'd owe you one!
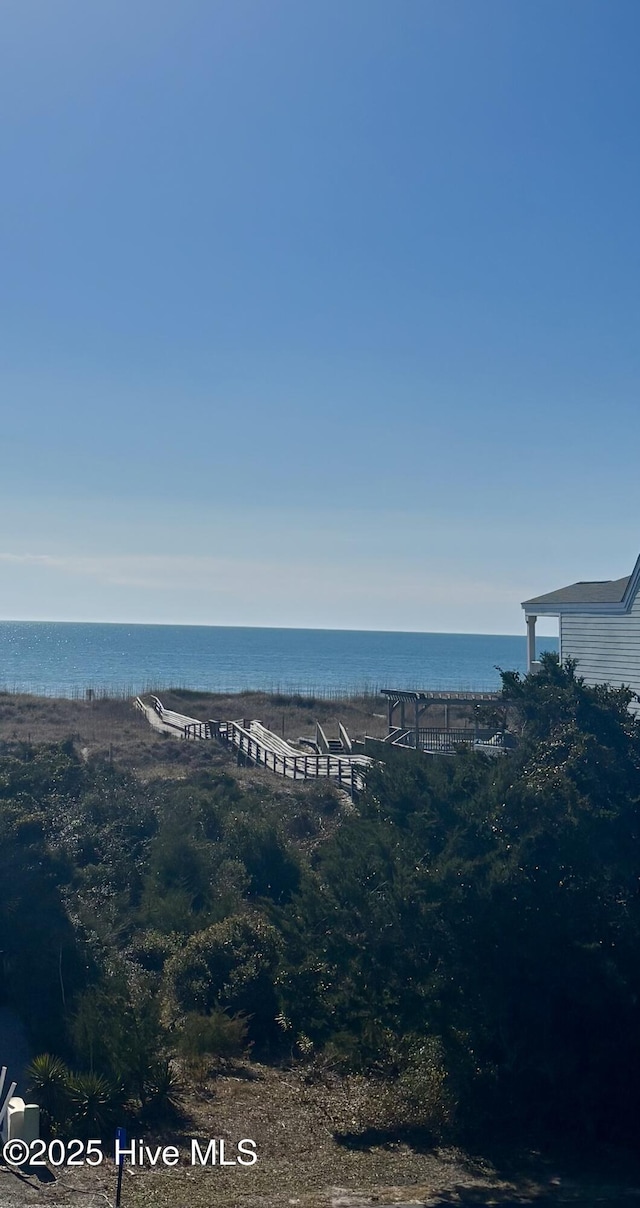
[2,0,639,633]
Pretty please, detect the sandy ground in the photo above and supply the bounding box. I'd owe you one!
[1,1065,640,1208]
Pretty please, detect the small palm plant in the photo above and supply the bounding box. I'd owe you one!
[26,1054,74,1136]
[141,1059,183,1122]
[67,1071,121,1139]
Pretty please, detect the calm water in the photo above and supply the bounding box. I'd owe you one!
[0,622,558,698]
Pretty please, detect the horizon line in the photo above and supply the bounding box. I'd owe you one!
[0,617,557,639]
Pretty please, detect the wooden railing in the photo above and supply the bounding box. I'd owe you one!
[338,721,352,754]
[315,721,330,753]
[184,720,211,739]
[392,727,506,752]
[211,719,368,794]
[383,726,412,744]
[135,697,369,793]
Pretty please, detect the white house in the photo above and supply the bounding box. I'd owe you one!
[522,555,640,708]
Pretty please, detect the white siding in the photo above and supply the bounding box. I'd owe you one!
[560,591,640,711]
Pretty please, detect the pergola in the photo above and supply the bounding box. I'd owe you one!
[380,688,502,749]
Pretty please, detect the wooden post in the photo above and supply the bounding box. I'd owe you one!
[526,614,537,672]
[415,699,419,750]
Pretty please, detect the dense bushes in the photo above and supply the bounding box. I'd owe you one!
[276,655,640,1141]
[5,660,640,1145]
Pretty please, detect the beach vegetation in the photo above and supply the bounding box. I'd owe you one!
[3,658,640,1149]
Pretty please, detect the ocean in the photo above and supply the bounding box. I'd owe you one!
[0,622,559,698]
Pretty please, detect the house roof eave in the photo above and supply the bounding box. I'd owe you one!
[522,601,627,618]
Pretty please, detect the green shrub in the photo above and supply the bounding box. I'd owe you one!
[129,929,180,972]
[177,1009,249,1064]
[377,1037,455,1140]
[71,976,170,1111]
[166,913,281,1041]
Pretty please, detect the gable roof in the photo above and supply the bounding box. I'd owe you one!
[523,576,631,608]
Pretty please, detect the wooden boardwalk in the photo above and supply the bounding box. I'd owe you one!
[134,695,211,736]
[135,696,370,794]
[211,718,369,793]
